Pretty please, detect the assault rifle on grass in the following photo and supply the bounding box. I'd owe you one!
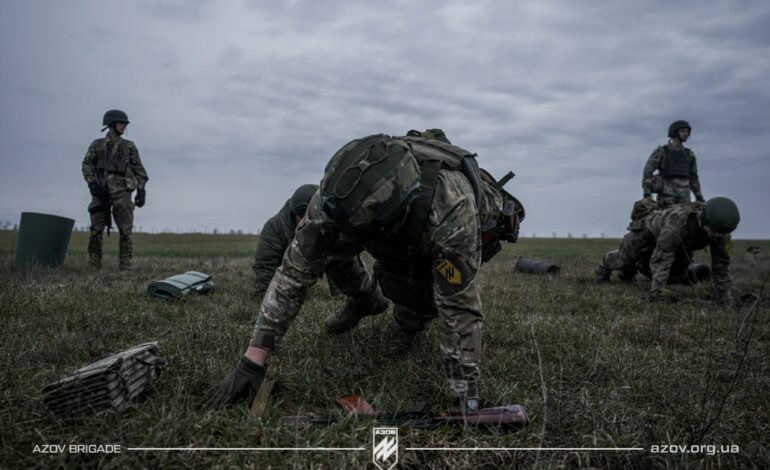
[279,394,529,430]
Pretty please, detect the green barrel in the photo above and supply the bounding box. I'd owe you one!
[14,212,75,269]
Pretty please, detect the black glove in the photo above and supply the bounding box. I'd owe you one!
[88,182,102,197]
[134,189,146,208]
[205,356,266,409]
[696,194,705,203]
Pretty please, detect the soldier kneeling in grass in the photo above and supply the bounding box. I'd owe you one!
[596,197,740,306]
[207,130,516,412]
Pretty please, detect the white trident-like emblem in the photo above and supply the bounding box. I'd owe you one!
[372,427,398,470]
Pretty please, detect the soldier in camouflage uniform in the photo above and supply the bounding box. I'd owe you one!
[596,197,740,304]
[642,120,705,207]
[253,183,340,299]
[208,130,506,410]
[82,110,148,270]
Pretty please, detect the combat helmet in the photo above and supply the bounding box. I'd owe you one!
[701,197,740,234]
[668,120,691,138]
[102,109,130,129]
[289,184,319,216]
[405,128,452,144]
[320,134,421,232]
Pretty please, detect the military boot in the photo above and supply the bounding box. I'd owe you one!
[324,288,389,334]
[88,232,102,269]
[595,263,610,283]
[118,233,133,270]
[617,271,637,285]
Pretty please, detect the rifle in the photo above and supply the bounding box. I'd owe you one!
[88,181,113,236]
[279,395,529,430]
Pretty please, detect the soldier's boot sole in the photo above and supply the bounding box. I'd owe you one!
[324,297,389,335]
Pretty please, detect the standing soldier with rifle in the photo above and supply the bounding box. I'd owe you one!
[207,130,522,412]
[82,110,149,270]
[642,120,705,207]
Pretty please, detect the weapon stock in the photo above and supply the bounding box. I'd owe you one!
[494,171,515,191]
[280,403,528,430]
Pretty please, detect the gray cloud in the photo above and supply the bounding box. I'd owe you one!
[0,0,768,237]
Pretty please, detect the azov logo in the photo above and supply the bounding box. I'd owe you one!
[372,427,398,470]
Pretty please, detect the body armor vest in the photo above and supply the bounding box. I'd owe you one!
[94,138,130,175]
[661,146,691,179]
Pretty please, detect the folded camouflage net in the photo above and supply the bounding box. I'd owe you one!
[147,271,214,301]
[42,342,166,415]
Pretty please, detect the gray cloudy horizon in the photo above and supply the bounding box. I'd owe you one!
[1,1,768,238]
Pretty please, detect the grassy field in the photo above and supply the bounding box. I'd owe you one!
[1,231,768,468]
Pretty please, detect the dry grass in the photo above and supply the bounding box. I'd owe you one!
[1,232,768,468]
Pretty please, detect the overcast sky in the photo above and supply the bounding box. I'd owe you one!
[1,1,768,238]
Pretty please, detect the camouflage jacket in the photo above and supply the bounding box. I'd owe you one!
[82,134,148,193]
[252,199,298,298]
[642,143,703,204]
[250,170,481,353]
[643,203,732,298]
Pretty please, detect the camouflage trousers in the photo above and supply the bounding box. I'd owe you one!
[327,255,479,398]
[254,235,481,399]
[599,230,653,280]
[656,178,692,207]
[600,230,693,285]
[88,190,134,269]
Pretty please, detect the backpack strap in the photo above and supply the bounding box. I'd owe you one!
[404,159,442,252]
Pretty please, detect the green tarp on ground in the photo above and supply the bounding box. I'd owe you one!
[147,271,215,301]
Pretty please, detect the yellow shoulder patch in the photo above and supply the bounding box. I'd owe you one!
[436,259,462,285]
[725,241,733,253]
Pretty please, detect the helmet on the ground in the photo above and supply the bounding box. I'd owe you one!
[406,128,451,144]
[668,120,691,138]
[320,134,421,232]
[102,109,130,127]
[701,197,740,234]
[289,184,319,216]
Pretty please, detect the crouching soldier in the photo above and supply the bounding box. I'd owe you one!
[253,183,340,300]
[208,130,510,411]
[596,197,740,305]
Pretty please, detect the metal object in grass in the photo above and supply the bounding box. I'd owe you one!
[281,394,529,430]
[13,212,75,269]
[42,342,166,415]
[515,257,560,274]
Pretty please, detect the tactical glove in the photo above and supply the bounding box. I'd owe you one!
[695,194,705,203]
[135,189,146,208]
[88,182,102,197]
[205,356,266,409]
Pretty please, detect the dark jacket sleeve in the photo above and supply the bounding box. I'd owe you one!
[252,211,292,298]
